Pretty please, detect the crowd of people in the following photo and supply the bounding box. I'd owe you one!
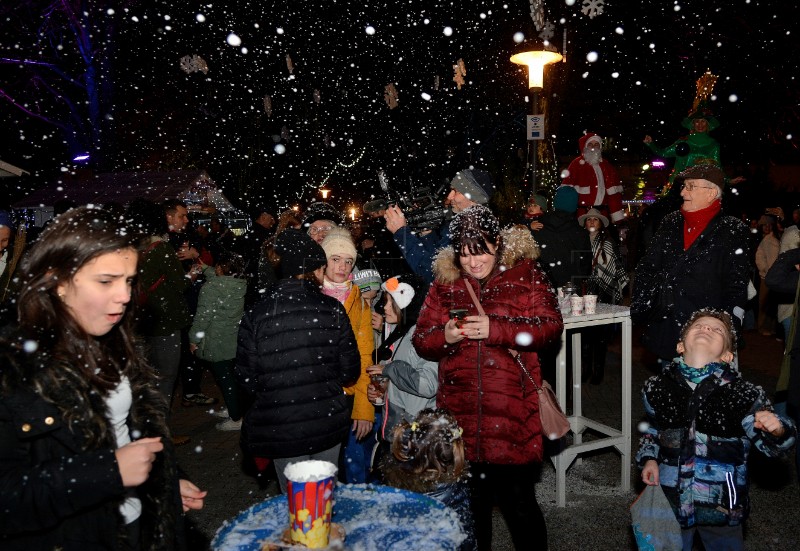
[1,135,799,550]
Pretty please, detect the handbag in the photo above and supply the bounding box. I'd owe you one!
[630,484,682,551]
[462,279,570,440]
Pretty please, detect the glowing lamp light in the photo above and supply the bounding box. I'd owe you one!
[320,188,331,200]
[651,160,666,168]
[73,153,90,162]
[349,207,357,220]
[510,47,563,90]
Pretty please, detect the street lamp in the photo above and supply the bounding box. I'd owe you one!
[319,188,331,200]
[510,40,562,195]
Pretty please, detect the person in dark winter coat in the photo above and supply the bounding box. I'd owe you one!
[765,247,800,478]
[235,228,361,493]
[380,409,475,551]
[535,185,593,289]
[0,207,205,551]
[637,309,795,550]
[631,164,751,361]
[413,205,563,551]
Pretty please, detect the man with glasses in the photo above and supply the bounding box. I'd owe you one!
[301,202,341,244]
[631,164,751,365]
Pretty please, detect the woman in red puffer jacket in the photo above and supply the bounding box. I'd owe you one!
[413,205,563,551]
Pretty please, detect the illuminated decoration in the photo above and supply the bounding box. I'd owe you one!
[651,160,666,168]
[319,188,331,200]
[73,153,90,162]
[293,147,368,201]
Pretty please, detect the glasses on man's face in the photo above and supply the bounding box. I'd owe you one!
[308,225,333,236]
[680,181,715,192]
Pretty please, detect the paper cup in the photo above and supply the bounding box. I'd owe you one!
[284,460,337,548]
[570,295,584,316]
[583,294,598,315]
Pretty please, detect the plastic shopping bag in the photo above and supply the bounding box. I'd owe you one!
[630,484,682,551]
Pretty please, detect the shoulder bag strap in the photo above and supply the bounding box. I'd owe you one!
[463,278,485,316]
[462,278,542,389]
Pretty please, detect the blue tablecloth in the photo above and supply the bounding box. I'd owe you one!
[212,483,466,551]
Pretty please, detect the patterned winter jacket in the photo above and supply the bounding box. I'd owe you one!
[413,226,563,464]
[636,361,796,527]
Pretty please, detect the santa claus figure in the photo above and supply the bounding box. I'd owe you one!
[563,133,625,224]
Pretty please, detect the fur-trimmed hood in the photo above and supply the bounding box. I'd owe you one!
[432,225,541,285]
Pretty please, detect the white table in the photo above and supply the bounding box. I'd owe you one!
[551,304,632,507]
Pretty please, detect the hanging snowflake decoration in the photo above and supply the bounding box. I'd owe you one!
[286,54,294,75]
[539,21,556,41]
[313,89,321,104]
[263,95,273,118]
[384,83,399,109]
[179,54,209,74]
[452,59,467,90]
[581,0,605,19]
[529,0,545,31]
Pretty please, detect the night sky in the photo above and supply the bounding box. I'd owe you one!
[2,0,798,211]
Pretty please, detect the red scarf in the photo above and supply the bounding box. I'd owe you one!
[681,199,721,250]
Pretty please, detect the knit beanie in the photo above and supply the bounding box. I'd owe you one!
[529,194,548,210]
[353,268,382,293]
[321,227,357,260]
[449,169,495,205]
[273,228,328,277]
[0,210,13,230]
[553,186,579,214]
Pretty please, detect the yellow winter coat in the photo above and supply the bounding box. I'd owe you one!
[342,284,376,422]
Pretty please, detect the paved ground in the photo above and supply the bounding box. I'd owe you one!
[173,327,800,550]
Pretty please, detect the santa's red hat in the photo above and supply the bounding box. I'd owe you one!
[578,132,602,152]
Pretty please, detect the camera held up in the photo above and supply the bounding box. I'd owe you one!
[363,170,451,231]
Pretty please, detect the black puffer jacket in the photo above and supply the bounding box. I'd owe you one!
[631,210,751,359]
[534,210,592,288]
[236,279,361,458]
[0,337,181,551]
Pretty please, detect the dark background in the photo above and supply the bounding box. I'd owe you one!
[2,1,798,215]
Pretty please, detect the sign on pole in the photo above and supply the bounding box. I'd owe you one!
[527,115,545,141]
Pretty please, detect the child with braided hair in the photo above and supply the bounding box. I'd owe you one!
[380,408,476,551]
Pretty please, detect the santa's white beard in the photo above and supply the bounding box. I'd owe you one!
[583,148,602,165]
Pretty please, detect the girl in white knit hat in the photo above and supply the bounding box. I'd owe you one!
[320,227,376,483]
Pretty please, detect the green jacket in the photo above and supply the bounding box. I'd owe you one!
[189,267,247,361]
[136,238,191,336]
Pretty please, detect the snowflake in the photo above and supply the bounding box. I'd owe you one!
[581,0,605,19]
[539,21,556,41]
[179,54,209,74]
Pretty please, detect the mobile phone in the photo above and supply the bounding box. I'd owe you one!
[449,308,468,328]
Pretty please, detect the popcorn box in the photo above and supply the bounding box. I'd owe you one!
[284,460,337,548]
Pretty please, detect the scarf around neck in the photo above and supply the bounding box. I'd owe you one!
[322,278,352,304]
[681,198,721,250]
[675,357,725,384]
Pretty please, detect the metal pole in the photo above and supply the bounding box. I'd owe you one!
[530,89,539,196]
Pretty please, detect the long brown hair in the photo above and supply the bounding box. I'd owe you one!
[16,206,140,390]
